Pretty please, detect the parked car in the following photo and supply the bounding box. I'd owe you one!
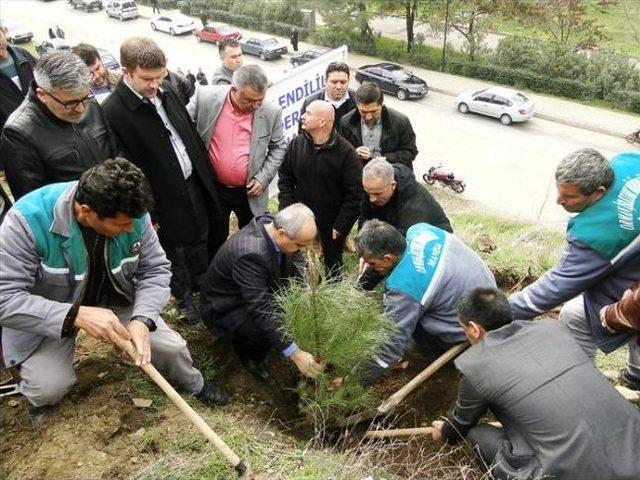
[355,62,428,101]
[105,0,138,21]
[194,23,241,44]
[150,14,196,36]
[240,37,287,61]
[290,48,330,67]
[3,21,33,44]
[98,48,120,70]
[70,0,103,11]
[35,37,71,56]
[455,86,536,125]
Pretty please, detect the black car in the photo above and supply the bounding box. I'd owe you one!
[355,63,428,101]
[290,48,329,67]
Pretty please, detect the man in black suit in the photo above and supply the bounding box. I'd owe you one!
[200,203,322,381]
[300,61,356,131]
[340,82,417,169]
[102,37,221,325]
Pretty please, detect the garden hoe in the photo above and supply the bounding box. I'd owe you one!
[331,343,468,430]
[123,341,255,480]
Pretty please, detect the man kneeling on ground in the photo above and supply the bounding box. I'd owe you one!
[199,203,322,381]
[0,158,229,426]
[355,219,495,382]
[431,287,640,480]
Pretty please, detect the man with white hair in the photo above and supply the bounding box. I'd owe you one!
[200,203,323,381]
[278,99,362,278]
[0,50,116,199]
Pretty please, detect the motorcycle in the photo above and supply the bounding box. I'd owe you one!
[422,164,466,193]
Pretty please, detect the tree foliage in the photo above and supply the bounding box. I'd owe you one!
[276,252,397,421]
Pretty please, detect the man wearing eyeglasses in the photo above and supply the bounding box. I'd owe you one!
[0,50,116,200]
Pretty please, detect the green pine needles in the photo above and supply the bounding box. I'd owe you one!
[276,252,398,421]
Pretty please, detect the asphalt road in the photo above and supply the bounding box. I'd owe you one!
[4,0,632,229]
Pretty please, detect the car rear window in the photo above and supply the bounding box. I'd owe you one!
[511,93,530,104]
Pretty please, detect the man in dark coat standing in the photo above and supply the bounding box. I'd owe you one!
[102,37,221,325]
[278,100,362,278]
[300,61,355,132]
[0,25,36,134]
[340,82,417,169]
[431,287,640,480]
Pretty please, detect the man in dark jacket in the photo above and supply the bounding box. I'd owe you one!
[211,39,242,86]
[358,157,452,289]
[278,100,362,277]
[361,157,452,234]
[300,61,355,131]
[200,203,322,380]
[0,25,36,133]
[340,82,417,169]
[431,287,640,480]
[0,50,116,200]
[102,37,221,325]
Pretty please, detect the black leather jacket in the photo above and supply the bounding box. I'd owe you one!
[0,84,116,199]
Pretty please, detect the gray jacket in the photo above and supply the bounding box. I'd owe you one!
[211,66,233,86]
[0,183,171,367]
[370,224,495,377]
[447,320,640,480]
[186,85,286,216]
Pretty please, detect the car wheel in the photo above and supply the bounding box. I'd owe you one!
[170,27,176,36]
[458,102,469,114]
[151,22,157,30]
[259,52,266,61]
[500,114,513,125]
[452,182,465,193]
[396,89,407,101]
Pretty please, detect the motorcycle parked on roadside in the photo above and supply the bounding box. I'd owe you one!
[422,164,466,193]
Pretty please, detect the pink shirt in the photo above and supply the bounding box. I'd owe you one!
[208,93,253,187]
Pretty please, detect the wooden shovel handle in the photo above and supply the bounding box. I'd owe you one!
[378,343,468,414]
[365,426,434,439]
[123,341,250,477]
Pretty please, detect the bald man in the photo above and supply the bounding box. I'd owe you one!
[278,100,363,278]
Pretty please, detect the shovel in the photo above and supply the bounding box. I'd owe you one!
[123,341,254,479]
[331,343,468,430]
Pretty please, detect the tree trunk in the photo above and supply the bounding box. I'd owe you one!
[405,0,417,53]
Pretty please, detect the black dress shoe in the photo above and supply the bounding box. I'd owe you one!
[177,296,200,326]
[240,357,270,381]
[619,369,640,391]
[195,379,230,406]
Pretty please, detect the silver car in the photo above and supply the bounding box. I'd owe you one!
[456,86,535,125]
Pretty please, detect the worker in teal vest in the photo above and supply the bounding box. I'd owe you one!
[509,148,640,390]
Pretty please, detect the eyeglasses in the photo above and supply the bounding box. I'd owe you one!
[38,86,95,110]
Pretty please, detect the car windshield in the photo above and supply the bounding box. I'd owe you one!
[263,38,278,45]
[472,88,488,96]
[218,25,233,34]
[390,69,412,82]
[123,2,136,7]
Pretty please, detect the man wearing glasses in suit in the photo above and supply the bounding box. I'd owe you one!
[0,50,116,200]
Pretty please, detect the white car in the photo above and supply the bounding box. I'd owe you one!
[456,86,536,125]
[106,0,139,21]
[150,14,195,36]
[4,20,33,44]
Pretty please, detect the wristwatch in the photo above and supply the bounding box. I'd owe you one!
[130,315,157,332]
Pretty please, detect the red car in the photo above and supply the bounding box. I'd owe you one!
[194,23,242,44]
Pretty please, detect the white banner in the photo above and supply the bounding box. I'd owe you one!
[267,45,349,142]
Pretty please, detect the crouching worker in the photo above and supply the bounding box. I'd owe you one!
[431,288,640,480]
[355,220,495,382]
[200,203,323,381]
[0,158,229,426]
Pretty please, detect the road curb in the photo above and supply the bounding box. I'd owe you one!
[429,86,627,139]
